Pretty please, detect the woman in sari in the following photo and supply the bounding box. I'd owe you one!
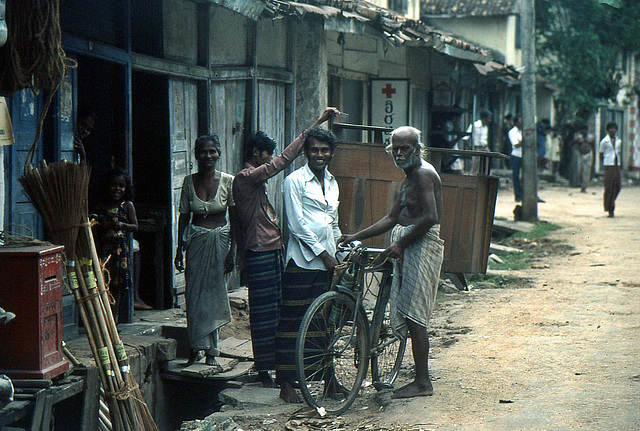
[174,134,235,368]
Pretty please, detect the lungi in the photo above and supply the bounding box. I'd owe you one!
[246,249,284,372]
[183,223,232,356]
[603,165,621,214]
[389,224,444,339]
[275,261,329,383]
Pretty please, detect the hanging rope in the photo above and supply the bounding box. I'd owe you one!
[0,0,76,170]
[0,0,73,95]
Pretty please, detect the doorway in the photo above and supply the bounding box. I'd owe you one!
[75,55,127,209]
[131,71,171,309]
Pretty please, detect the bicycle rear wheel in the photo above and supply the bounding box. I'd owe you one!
[370,272,406,389]
[296,291,369,415]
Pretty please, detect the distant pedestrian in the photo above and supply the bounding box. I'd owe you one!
[537,120,550,171]
[546,127,562,182]
[463,110,492,174]
[509,115,523,202]
[598,122,622,217]
[573,125,595,192]
[501,114,513,169]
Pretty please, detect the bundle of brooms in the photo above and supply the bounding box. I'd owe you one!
[19,160,158,431]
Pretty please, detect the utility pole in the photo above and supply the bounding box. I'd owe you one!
[521,0,538,221]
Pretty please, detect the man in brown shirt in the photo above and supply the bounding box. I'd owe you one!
[232,107,338,387]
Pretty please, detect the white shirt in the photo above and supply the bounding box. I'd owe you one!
[598,134,622,166]
[465,119,489,149]
[283,164,341,270]
[509,126,523,158]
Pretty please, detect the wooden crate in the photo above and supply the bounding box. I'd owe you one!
[332,143,403,248]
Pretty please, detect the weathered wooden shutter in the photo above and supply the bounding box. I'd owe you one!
[169,78,197,307]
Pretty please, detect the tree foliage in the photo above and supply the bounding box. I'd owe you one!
[535,0,640,123]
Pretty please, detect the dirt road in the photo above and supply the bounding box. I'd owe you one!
[362,182,640,430]
[189,182,639,431]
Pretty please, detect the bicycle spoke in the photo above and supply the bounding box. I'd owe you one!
[297,292,369,415]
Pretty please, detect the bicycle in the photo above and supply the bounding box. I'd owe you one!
[295,243,407,415]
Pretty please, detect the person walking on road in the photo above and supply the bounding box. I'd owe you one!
[573,125,595,193]
[598,122,622,217]
[339,126,445,399]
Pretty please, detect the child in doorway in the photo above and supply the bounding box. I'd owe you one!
[94,168,138,323]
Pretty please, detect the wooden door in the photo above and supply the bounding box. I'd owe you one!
[210,80,246,175]
[169,78,197,307]
[6,90,44,237]
[257,81,287,220]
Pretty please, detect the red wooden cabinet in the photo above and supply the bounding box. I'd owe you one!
[0,245,69,379]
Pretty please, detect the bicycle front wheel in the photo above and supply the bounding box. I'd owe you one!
[296,291,369,416]
[370,276,407,388]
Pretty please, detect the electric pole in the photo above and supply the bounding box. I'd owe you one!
[521,0,538,221]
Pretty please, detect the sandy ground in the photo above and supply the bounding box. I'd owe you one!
[347,181,640,430]
[199,179,640,431]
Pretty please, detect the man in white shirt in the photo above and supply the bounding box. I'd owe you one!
[598,122,622,217]
[275,127,341,403]
[509,115,523,202]
[463,109,492,174]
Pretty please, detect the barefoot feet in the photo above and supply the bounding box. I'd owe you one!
[184,350,204,367]
[279,382,302,403]
[258,371,279,388]
[392,380,433,399]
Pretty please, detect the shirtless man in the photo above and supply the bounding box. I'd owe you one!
[339,126,444,398]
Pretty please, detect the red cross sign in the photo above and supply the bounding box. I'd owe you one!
[381,83,396,99]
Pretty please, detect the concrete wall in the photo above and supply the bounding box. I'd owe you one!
[210,8,248,65]
[294,19,328,135]
[163,0,198,64]
[257,18,287,68]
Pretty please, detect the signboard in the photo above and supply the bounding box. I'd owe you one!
[370,78,409,144]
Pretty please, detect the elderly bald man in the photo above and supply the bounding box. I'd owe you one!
[339,126,444,398]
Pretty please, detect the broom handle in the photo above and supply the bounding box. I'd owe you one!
[77,227,139,429]
[82,221,129,367]
[82,219,159,430]
[74,261,132,431]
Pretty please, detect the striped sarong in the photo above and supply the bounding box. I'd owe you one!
[246,249,284,372]
[275,261,330,383]
[389,224,444,339]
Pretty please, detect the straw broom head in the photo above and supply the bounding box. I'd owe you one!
[18,160,89,258]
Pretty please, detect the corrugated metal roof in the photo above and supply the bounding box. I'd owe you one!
[421,0,518,17]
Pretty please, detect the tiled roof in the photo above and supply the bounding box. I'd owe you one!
[262,0,494,62]
[421,0,518,17]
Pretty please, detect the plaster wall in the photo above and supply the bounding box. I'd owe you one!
[327,32,409,78]
[293,19,328,142]
[210,7,248,65]
[163,0,198,64]
[256,19,287,68]
[426,16,521,68]
[536,87,553,123]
